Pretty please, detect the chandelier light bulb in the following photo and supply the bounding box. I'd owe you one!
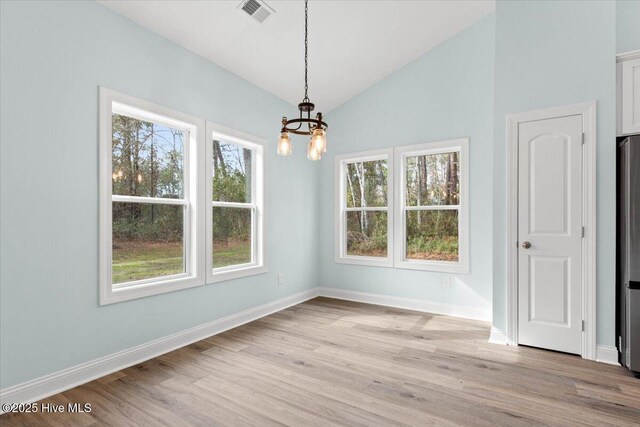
[277,131,292,156]
[307,140,321,161]
[311,127,327,153]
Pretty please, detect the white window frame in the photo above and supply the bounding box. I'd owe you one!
[335,149,394,268]
[206,122,267,283]
[394,138,469,274]
[99,87,206,305]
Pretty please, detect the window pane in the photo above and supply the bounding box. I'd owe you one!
[346,160,387,208]
[112,202,185,284]
[213,206,252,268]
[406,210,458,261]
[405,152,459,206]
[112,113,184,199]
[346,211,388,257]
[212,140,252,203]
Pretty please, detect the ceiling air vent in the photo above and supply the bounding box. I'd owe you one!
[239,0,274,23]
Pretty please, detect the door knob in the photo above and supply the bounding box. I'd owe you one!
[522,241,531,249]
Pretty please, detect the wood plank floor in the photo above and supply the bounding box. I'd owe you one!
[2,297,640,426]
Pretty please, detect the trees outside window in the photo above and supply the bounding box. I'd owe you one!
[336,139,469,273]
[404,151,460,262]
[394,138,469,273]
[345,160,388,257]
[111,114,186,284]
[207,124,265,283]
[100,90,267,303]
[100,88,205,305]
[212,140,253,268]
[335,150,394,267]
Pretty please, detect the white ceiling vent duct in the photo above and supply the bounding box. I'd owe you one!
[239,0,274,23]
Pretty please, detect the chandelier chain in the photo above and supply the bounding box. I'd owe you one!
[278,0,327,142]
[304,0,309,102]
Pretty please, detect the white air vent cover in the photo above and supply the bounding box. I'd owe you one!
[239,0,274,23]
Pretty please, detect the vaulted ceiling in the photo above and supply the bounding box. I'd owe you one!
[100,0,495,112]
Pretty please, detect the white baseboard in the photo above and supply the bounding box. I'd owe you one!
[596,345,620,366]
[317,287,491,322]
[0,288,319,409]
[486,334,620,366]
[488,327,508,345]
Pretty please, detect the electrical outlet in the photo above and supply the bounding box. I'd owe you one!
[442,276,451,288]
[277,273,284,285]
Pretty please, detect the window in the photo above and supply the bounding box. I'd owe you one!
[394,138,469,273]
[207,123,266,282]
[99,88,205,304]
[335,149,393,267]
[335,139,469,273]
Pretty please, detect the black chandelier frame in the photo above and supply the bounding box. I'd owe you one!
[280,0,328,137]
[281,104,328,136]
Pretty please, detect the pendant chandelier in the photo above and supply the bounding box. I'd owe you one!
[277,0,327,161]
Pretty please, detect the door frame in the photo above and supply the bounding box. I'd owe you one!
[505,101,597,360]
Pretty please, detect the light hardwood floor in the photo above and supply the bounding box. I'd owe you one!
[2,297,640,426]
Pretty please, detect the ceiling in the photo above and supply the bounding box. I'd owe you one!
[99,0,495,112]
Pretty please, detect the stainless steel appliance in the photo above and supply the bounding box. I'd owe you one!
[617,135,640,375]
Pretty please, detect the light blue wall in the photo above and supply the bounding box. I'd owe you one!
[318,15,496,318]
[0,0,319,389]
[617,0,640,53]
[492,0,617,346]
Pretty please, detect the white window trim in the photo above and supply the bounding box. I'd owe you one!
[335,149,394,268]
[206,122,267,283]
[99,87,206,305]
[394,138,470,274]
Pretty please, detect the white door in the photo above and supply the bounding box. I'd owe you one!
[517,114,583,355]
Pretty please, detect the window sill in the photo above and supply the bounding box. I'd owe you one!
[209,264,268,283]
[335,256,393,268]
[100,275,203,305]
